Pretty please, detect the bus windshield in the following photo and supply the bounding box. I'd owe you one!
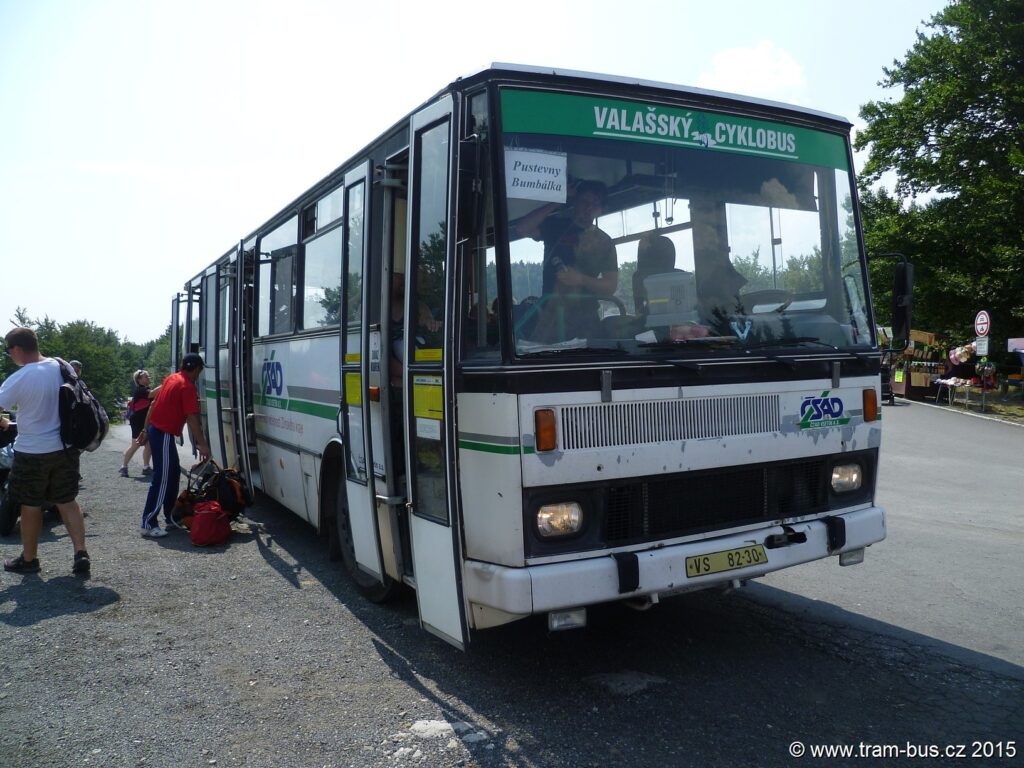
[500,89,872,357]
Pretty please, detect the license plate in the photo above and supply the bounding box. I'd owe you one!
[686,544,767,578]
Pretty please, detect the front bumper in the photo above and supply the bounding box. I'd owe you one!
[464,506,885,615]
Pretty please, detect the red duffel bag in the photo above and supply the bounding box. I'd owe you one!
[190,501,231,547]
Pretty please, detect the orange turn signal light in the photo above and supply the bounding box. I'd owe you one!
[863,388,878,422]
[535,408,557,452]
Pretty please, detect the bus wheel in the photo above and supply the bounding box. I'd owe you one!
[335,479,396,603]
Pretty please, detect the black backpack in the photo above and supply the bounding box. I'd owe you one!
[55,358,109,451]
[195,461,252,519]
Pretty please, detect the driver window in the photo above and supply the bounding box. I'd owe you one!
[461,91,498,359]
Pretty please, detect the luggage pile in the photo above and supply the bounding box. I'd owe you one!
[172,460,253,547]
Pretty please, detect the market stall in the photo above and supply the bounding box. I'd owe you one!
[889,329,943,401]
[933,342,999,411]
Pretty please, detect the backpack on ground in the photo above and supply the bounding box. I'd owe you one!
[172,486,199,529]
[190,500,231,546]
[194,459,252,520]
[169,462,211,530]
[54,358,109,452]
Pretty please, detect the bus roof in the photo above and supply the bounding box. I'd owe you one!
[471,63,852,128]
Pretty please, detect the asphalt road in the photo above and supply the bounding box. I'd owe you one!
[763,399,1024,668]
[1,406,1021,768]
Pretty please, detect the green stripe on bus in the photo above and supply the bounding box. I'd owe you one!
[458,440,522,455]
[253,394,339,420]
[287,399,339,420]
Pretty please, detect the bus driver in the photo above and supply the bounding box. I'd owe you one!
[513,180,618,341]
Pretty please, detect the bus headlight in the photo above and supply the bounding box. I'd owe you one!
[537,502,582,537]
[831,463,863,492]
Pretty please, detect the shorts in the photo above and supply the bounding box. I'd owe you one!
[8,449,80,506]
[129,409,149,439]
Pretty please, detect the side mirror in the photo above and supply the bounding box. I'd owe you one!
[891,260,913,351]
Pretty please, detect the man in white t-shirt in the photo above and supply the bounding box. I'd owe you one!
[0,327,90,575]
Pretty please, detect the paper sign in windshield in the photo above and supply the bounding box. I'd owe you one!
[505,149,567,203]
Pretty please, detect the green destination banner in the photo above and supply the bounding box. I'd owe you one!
[501,89,849,171]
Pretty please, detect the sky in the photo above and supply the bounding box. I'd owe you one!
[0,0,949,343]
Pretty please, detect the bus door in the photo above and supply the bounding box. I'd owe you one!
[404,96,469,649]
[183,280,203,456]
[170,294,183,372]
[379,153,412,581]
[340,162,387,584]
[229,241,256,489]
[202,269,227,466]
[215,259,238,470]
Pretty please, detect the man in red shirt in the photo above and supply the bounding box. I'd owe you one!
[136,353,211,537]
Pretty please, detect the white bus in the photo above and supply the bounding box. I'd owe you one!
[172,64,912,649]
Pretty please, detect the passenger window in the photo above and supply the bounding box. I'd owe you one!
[257,216,298,336]
[302,226,343,329]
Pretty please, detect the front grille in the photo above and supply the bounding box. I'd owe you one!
[604,458,829,545]
[560,394,780,451]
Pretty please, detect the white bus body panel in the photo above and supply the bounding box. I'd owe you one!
[251,335,341,527]
[519,376,881,488]
[456,392,525,567]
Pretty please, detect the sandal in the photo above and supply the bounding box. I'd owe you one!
[4,554,41,573]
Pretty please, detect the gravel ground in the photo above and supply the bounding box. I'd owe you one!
[3,425,1022,768]
[0,426,494,768]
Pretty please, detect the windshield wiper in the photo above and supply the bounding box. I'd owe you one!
[744,337,872,361]
[517,346,629,358]
[638,336,738,349]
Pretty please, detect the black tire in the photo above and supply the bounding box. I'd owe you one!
[335,477,396,603]
[0,484,18,537]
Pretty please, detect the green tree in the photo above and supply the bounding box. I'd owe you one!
[733,249,773,291]
[2,308,137,418]
[318,286,342,326]
[142,325,175,385]
[58,320,127,411]
[856,0,1024,360]
[781,249,824,295]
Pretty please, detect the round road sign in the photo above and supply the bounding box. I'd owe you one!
[974,310,990,337]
